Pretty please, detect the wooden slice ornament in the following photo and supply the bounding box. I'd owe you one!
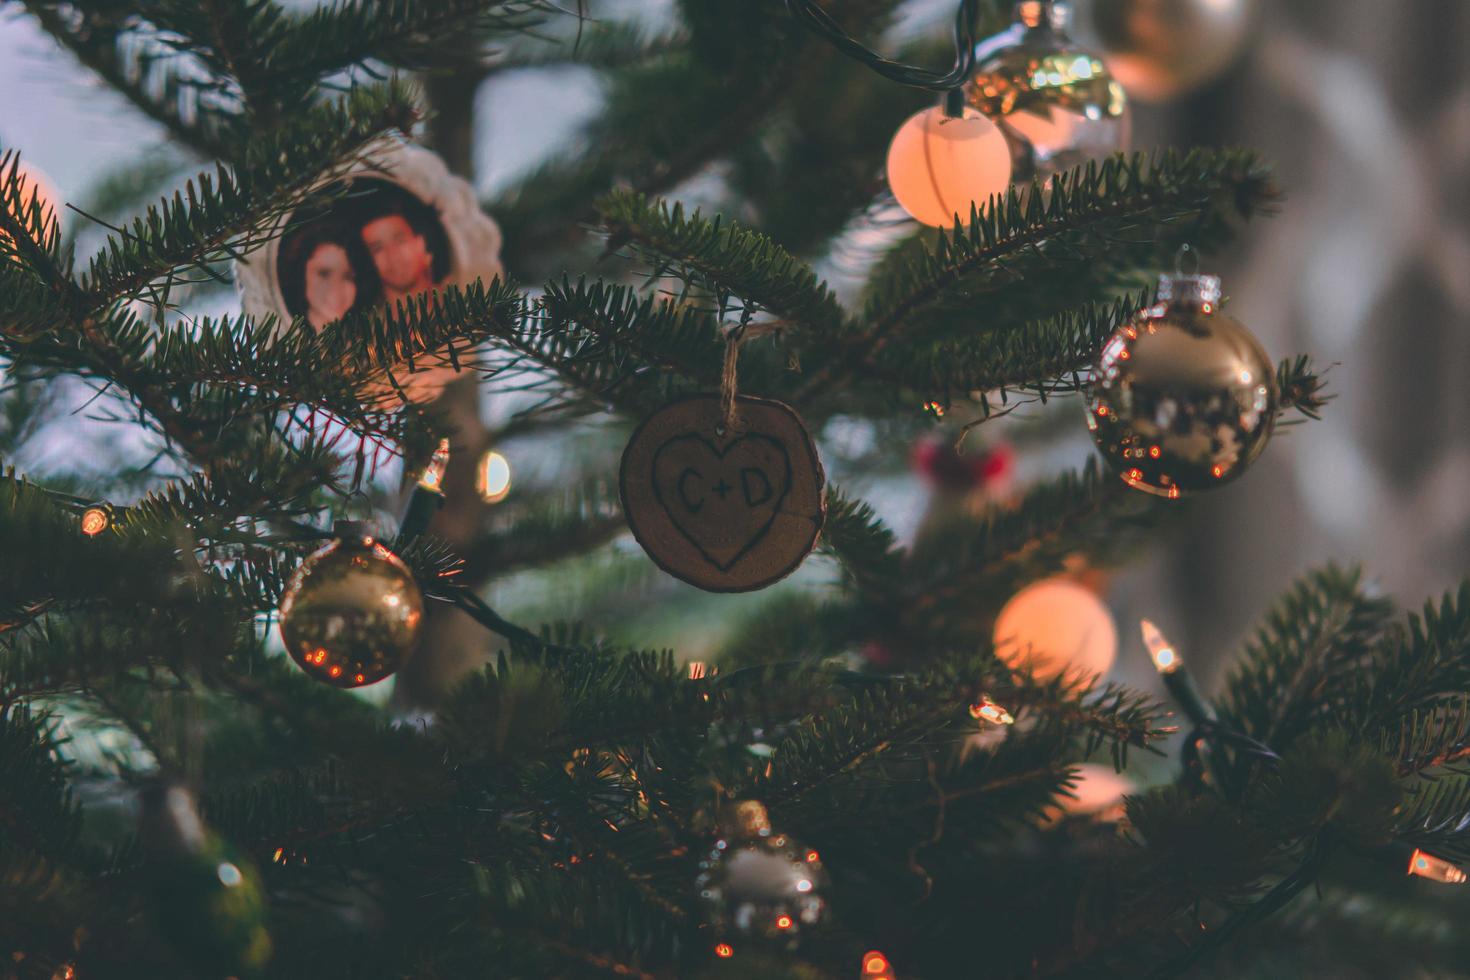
[620,335,825,592]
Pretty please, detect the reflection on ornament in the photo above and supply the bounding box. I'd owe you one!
[1042,763,1135,824]
[1093,0,1255,103]
[696,801,828,949]
[80,506,111,536]
[1407,848,1468,885]
[278,523,423,688]
[965,1,1129,184]
[886,106,1012,227]
[862,950,897,978]
[476,449,511,504]
[1086,273,1277,497]
[994,578,1117,681]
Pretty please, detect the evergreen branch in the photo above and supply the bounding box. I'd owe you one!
[818,487,905,594]
[1360,580,1470,726]
[268,0,554,87]
[457,474,626,582]
[903,461,1162,632]
[874,290,1149,413]
[597,190,851,338]
[1276,354,1331,422]
[20,0,236,158]
[794,148,1277,401]
[77,82,417,307]
[1215,565,1396,756]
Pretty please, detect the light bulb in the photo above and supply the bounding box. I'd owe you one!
[994,579,1117,681]
[885,106,1012,227]
[417,438,450,491]
[1140,618,1180,674]
[969,696,1015,726]
[476,450,511,504]
[1408,848,1467,884]
[80,506,111,536]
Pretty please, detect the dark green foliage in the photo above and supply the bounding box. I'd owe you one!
[2,0,1462,976]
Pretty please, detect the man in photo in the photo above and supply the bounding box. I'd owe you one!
[357,187,445,309]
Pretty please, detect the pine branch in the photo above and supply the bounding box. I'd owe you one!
[20,0,237,158]
[1215,565,1396,757]
[794,148,1278,402]
[597,190,851,339]
[77,82,417,309]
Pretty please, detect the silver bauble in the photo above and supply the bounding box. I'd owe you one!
[695,801,828,949]
[1086,273,1277,497]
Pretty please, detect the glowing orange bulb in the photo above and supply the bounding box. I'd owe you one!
[1148,446,1161,458]
[1166,485,1180,500]
[805,850,820,863]
[80,507,110,536]
[714,943,734,959]
[328,665,342,678]
[863,950,895,977]
[1408,848,1468,884]
[886,106,1011,227]
[1211,464,1225,478]
[1096,405,1110,417]
[354,673,366,684]
[687,661,708,680]
[775,915,793,930]
[272,847,285,863]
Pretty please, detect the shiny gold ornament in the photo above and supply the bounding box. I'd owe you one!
[964,1,1129,184]
[1086,272,1277,497]
[696,800,829,949]
[278,522,423,687]
[1093,0,1255,103]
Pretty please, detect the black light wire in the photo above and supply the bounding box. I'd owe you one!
[783,0,983,92]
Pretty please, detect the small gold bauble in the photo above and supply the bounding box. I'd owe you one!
[279,523,423,687]
[1086,273,1277,497]
[964,1,1130,184]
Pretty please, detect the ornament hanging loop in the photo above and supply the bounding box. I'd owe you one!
[1174,243,1200,276]
[718,323,747,437]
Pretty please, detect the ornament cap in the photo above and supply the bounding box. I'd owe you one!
[1157,273,1222,310]
[331,519,373,547]
[728,800,773,839]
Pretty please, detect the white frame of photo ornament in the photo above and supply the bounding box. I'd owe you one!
[235,137,504,404]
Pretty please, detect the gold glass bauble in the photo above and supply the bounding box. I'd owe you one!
[695,803,828,949]
[964,1,1130,184]
[1086,273,1277,497]
[1093,0,1255,103]
[279,523,423,687]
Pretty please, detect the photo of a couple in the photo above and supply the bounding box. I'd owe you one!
[277,177,452,331]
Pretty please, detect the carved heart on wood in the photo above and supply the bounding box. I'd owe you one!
[651,433,792,571]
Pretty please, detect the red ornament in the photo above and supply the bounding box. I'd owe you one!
[912,438,1014,492]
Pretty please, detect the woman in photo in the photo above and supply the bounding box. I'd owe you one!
[278,219,379,330]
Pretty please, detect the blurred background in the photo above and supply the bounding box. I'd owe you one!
[2,0,1467,710]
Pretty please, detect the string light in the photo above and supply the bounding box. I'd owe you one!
[862,950,896,978]
[417,438,450,492]
[969,696,1015,726]
[687,661,709,679]
[80,506,111,536]
[476,450,511,504]
[1140,619,1180,674]
[1407,848,1468,884]
[714,943,734,959]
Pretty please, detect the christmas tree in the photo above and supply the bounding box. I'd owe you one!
[3,1,1468,977]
